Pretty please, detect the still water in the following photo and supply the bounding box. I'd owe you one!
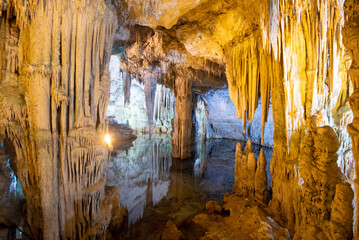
[107,134,272,240]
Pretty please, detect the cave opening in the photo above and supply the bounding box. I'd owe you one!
[0,0,359,239]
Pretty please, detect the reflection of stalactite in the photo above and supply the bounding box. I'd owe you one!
[194,136,207,179]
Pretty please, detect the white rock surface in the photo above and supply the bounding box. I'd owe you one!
[195,88,274,147]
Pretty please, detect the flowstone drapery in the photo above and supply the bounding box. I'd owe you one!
[0,1,124,239]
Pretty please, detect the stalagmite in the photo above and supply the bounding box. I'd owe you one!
[255,149,268,204]
[233,141,268,204]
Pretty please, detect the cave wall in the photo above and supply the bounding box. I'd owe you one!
[0,1,122,239]
[195,88,274,146]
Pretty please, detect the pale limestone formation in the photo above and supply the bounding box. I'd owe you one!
[233,141,268,205]
[0,1,123,239]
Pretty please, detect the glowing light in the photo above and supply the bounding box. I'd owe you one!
[104,134,112,147]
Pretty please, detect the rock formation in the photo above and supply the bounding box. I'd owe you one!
[0,0,358,238]
[255,149,268,204]
[0,1,123,239]
[233,141,268,205]
[171,75,192,159]
[343,0,359,237]
[270,122,354,238]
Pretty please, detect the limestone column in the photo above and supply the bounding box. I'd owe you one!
[343,0,359,237]
[172,76,192,159]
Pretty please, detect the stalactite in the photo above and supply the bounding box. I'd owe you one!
[226,35,260,134]
[0,1,123,239]
[144,68,158,140]
[123,71,131,106]
[226,0,350,150]
[264,0,348,141]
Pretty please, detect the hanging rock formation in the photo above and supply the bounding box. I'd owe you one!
[0,1,124,239]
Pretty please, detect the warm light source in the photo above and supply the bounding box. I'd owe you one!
[104,134,112,148]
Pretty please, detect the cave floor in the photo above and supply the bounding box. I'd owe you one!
[107,134,273,240]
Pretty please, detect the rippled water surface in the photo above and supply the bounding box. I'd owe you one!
[107,134,272,240]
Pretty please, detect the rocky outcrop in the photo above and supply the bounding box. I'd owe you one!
[0,1,122,239]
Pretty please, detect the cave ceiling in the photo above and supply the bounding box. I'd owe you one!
[113,0,268,89]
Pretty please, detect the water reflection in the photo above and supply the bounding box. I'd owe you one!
[107,134,273,239]
[106,135,172,225]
